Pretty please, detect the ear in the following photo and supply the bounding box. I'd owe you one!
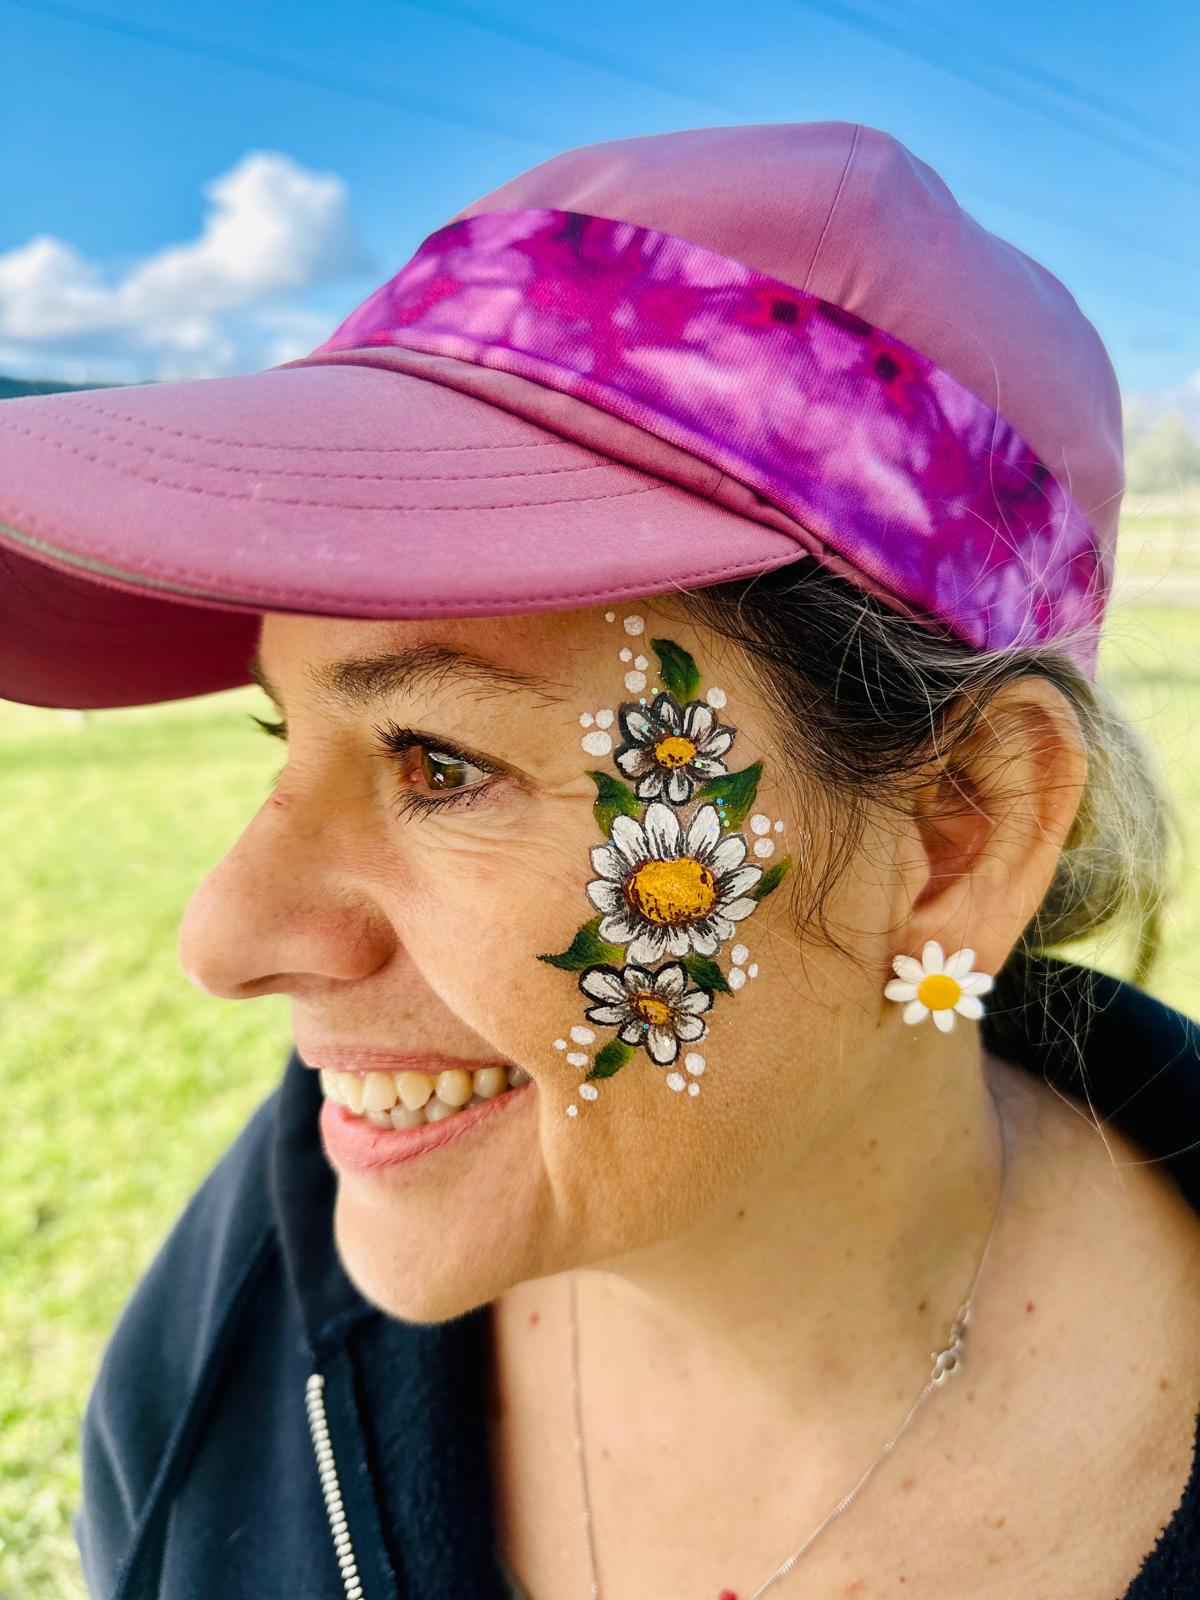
[891,674,1088,980]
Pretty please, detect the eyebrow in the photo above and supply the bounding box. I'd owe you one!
[246,642,563,714]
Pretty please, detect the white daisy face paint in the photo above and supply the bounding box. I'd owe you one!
[540,629,793,1112]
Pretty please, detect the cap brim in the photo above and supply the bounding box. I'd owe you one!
[0,361,801,709]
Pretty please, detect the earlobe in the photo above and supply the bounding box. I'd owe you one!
[894,675,1088,983]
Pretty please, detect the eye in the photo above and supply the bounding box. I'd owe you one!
[249,713,502,818]
[370,720,500,819]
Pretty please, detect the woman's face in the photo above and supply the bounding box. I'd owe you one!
[178,598,910,1321]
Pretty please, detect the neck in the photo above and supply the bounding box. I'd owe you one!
[569,1038,1011,1442]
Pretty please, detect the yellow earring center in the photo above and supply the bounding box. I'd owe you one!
[917,973,962,1010]
[626,857,718,924]
[631,993,674,1026]
[652,734,698,769]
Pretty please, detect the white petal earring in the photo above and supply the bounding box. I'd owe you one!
[883,939,994,1033]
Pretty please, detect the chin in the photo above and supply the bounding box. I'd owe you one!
[331,1186,517,1324]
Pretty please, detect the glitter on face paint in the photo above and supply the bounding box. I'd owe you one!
[582,730,613,756]
[623,614,645,635]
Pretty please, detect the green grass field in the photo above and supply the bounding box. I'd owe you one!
[2,600,1198,1599]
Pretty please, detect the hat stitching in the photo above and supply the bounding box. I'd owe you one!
[3,417,681,510]
[0,511,800,610]
[66,396,566,454]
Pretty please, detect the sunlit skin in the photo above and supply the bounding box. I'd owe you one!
[178,596,1200,1594]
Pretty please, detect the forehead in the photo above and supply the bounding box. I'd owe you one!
[252,607,615,712]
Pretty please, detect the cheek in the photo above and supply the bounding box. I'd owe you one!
[394,828,594,1060]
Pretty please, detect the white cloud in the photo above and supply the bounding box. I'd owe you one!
[0,152,372,382]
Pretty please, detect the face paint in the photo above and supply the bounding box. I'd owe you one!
[539,618,793,1115]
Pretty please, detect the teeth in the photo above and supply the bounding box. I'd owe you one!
[396,1071,433,1111]
[321,1064,530,1127]
[362,1072,398,1113]
[472,1066,509,1099]
[434,1069,473,1108]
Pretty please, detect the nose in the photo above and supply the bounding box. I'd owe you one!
[178,784,396,1001]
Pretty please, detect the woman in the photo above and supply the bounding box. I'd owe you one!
[2,122,1198,1600]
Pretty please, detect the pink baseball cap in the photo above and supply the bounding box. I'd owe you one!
[0,120,1123,710]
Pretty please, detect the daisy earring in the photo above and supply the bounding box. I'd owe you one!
[884,940,994,1033]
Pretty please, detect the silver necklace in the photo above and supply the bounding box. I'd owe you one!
[568,1079,1009,1600]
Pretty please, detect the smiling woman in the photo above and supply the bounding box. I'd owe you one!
[2,122,1199,1600]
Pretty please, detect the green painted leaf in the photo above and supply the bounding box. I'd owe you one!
[538,916,625,972]
[588,769,639,836]
[681,954,732,995]
[750,854,792,901]
[650,637,701,704]
[587,1038,635,1080]
[696,759,763,830]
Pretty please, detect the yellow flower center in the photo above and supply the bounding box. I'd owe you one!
[626,857,718,925]
[630,993,673,1026]
[917,973,962,1010]
[652,734,698,769]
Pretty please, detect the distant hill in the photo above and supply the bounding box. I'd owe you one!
[0,375,130,401]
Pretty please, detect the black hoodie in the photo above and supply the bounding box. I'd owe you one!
[73,958,1200,1599]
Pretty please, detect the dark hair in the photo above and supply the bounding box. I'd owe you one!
[673,561,1177,1030]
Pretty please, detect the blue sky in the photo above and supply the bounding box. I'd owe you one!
[2,0,1197,417]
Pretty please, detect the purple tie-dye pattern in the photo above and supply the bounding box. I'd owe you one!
[311,208,1108,667]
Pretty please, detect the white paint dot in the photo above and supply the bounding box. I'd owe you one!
[582,730,613,756]
[619,647,633,662]
[567,1104,579,1116]
[750,813,771,835]
[665,1071,686,1091]
[753,837,776,858]
[579,1082,599,1100]
[705,686,727,708]
[634,654,649,671]
[687,1081,700,1096]
[774,819,785,833]
[569,1025,595,1045]
[579,711,594,728]
[684,1052,706,1076]
[553,1039,567,1051]
[594,708,614,729]
[748,963,759,979]
[731,944,749,966]
[604,611,616,622]
[728,967,748,991]
[566,1051,589,1067]
[624,670,647,692]
[623,614,645,635]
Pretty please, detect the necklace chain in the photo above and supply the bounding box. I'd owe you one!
[568,1079,1009,1600]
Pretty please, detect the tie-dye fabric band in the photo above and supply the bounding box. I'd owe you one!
[311,207,1108,666]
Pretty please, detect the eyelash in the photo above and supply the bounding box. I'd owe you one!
[249,713,501,820]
